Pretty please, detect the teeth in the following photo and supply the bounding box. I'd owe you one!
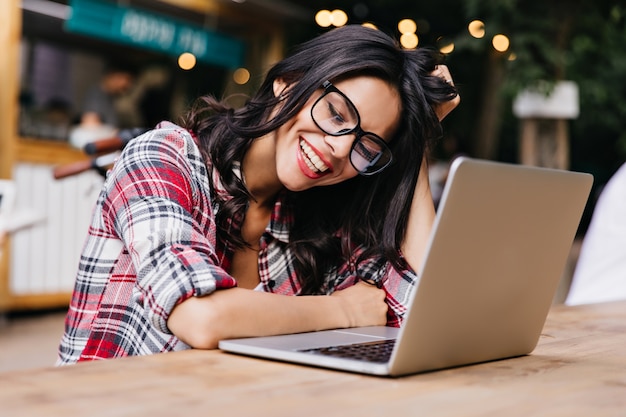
[300,140,329,173]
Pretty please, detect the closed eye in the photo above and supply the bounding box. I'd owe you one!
[354,140,381,162]
[327,102,347,126]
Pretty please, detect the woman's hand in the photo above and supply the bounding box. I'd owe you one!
[331,281,388,328]
[432,64,460,121]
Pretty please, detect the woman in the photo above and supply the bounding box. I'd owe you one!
[57,25,459,364]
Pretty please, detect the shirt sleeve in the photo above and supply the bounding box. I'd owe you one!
[101,125,237,334]
[331,247,419,328]
[379,259,419,327]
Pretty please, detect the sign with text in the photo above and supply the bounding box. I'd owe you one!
[65,0,244,69]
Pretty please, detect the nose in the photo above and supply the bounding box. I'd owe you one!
[323,132,354,160]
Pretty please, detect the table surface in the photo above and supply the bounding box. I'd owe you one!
[1,301,625,417]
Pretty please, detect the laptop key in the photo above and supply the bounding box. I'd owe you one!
[299,339,396,363]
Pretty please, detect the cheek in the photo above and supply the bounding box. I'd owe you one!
[274,109,302,142]
[274,125,296,161]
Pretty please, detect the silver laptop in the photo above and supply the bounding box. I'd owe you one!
[219,157,593,377]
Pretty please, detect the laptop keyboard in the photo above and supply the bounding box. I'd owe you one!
[298,339,396,363]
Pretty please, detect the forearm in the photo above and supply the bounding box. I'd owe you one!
[400,65,457,273]
[167,288,349,349]
[401,158,436,273]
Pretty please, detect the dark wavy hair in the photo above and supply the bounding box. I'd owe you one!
[181,25,457,294]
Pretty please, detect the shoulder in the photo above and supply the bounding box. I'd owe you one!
[109,121,209,184]
[126,121,206,168]
[133,121,197,153]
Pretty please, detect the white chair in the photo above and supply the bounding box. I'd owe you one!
[0,180,45,258]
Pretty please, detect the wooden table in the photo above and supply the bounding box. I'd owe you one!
[1,302,625,417]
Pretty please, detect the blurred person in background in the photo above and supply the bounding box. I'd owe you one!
[566,162,626,305]
[81,62,136,128]
[69,63,171,150]
[69,62,135,149]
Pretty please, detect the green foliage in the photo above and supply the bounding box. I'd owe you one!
[452,0,626,167]
[567,4,626,157]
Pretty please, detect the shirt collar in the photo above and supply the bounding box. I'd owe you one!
[211,162,292,244]
[266,190,292,244]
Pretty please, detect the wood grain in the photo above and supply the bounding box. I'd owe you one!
[1,302,624,417]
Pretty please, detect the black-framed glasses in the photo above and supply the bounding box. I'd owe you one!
[311,81,393,176]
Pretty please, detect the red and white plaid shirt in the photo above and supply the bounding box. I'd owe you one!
[57,121,418,365]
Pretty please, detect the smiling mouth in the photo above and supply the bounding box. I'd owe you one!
[299,139,330,174]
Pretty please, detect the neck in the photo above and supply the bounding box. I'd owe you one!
[241,134,283,207]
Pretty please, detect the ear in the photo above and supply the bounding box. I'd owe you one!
[273,78,290,99]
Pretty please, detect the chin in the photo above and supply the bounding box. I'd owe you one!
[276,169,311,192]
[282,181,313,192]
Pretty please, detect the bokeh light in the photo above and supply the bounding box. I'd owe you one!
[440,43,455,54]
[316,9,348,27]
[330,9,348,27]
[398,18,417,35]
[492,34,510,52]
[315,9,332,27]
[178,52,196,70]
[233,68,250,85]
[437,36,454,54]
[468,20,485,38]
[400,33,418,49]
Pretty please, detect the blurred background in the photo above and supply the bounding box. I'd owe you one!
[0,0,624,368]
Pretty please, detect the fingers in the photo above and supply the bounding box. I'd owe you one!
[435,94,461,121]
[432,64,460,121]
[332,281,388,327]
[360,277,382,288]
[434,64,454,86]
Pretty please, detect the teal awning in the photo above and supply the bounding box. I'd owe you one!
[65,0,245,69]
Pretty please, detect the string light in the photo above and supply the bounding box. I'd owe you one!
[492,34,510,52]
[315,9,347,27]
[330,9,348,27]
[468,20,485,38]
[400,33,418,49]
[397,18,418,49]
[440,43,454,54]
[178,52,196,70]
[436,36,454,54]
[315,10,332,27]
[233,68,250,85]
[398,18,417,35]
